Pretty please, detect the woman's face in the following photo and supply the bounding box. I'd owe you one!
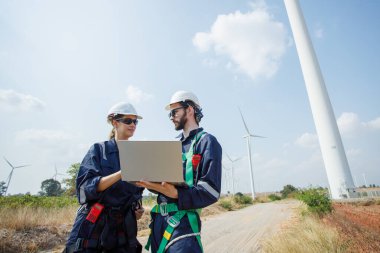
[112,115,138,140]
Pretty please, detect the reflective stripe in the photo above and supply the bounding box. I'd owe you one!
[79,180,88,204]
[165,232,201,251]
[100,142,107,160]
[198,181,220,199]
[163,231,171,240]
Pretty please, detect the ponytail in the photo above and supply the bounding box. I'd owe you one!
[109,128,115,140]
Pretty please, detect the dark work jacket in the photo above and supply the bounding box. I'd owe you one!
[66,138,143,247]
[150,128,222,253]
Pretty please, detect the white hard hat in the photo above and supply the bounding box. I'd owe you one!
[107,102,142,119]
[165,90,201,110]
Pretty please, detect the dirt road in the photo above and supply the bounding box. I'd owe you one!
[139,200,300,253]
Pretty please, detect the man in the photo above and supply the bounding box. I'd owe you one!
[137,91,222,253]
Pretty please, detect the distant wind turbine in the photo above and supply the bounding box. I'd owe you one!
[238,108,265,200]
[225,152,242,195]
[3,156,31,195]
[52,164,65,181]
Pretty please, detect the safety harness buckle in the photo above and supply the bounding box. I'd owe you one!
[167,215,180,228]
[160,202,168,216]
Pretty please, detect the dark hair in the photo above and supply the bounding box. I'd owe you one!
[183,100,203,124]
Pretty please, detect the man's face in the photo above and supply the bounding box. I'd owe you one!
[169,102,187,130]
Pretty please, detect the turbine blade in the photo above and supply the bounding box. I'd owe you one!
[14,164,31,169]
[225,152,232,162]
[3,157,14,169]
[238,107,251,135]
[251,134,266,138]
[233,156,243,162]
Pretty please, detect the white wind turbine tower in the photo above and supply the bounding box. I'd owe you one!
[284,0,356,199]
[3,156,31,195]
[238,108,265,200]
[222,164,231,194]
[225,152,242,196]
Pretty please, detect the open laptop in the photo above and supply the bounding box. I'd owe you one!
[117,140,186,185]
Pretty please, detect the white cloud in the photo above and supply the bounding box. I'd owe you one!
[193,2,289,80]
[314,23,324,39]
[337,112,380,136]
[295,132,319,148]
[15,129,73,146]
[364,117,380,130]
[125,85,153,104]
[0,89,46,112]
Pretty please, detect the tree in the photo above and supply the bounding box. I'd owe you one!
[40,179,64,196]
[281,184,298,199]
[0,181,7,196]
[62,163,80,196]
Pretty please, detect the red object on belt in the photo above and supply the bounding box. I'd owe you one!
[192,154,202,170]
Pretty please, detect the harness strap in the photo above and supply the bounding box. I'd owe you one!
[157,211,187,253]
[184,131,206,186]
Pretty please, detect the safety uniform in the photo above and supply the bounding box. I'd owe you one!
[148,128,222,253]
[65,138,144,253]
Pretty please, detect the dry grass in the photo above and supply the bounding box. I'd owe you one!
[263,204,348,253]
[0,206,77,230]
[0,206,78,253]
[263,200,380,253]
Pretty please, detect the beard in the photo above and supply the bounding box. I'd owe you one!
[174,111,187,130]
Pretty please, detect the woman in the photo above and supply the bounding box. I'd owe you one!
[64,102,144,253]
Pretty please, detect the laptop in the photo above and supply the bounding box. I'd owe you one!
[117,140,186,185]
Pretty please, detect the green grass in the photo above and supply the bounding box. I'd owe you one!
[0,195,78,209]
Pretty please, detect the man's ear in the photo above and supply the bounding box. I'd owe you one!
[187,106,194,116]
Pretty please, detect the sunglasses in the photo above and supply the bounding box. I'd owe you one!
[116,118,138,125]
[168,107,186,118]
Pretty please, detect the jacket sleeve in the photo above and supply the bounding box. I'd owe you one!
[76,144,103,205]
[177,134,222,210]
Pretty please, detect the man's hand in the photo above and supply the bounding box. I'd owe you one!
[136,181,178,199]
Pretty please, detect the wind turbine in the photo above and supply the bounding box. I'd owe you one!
[3,157,31,195]
[52,164,65,181]
[225,152,242,195]
[238,108,265,200]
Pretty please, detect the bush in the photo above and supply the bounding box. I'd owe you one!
[296,188,332,216]
[219,199,233,211]
[268,194,282,201]
[234,193,253,205]
[281,184,298,199]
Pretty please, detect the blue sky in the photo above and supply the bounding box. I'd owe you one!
[1,0,379,195]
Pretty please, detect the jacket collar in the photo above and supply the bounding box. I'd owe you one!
[106,138,119,153]
[177,127,204,142]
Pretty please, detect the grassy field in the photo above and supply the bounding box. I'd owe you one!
[263,199,380,253]
[3,194,378,253]
[0,194,251,252]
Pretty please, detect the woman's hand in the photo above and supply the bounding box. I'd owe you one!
[136,181,178,199]
[135,206,145,220]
